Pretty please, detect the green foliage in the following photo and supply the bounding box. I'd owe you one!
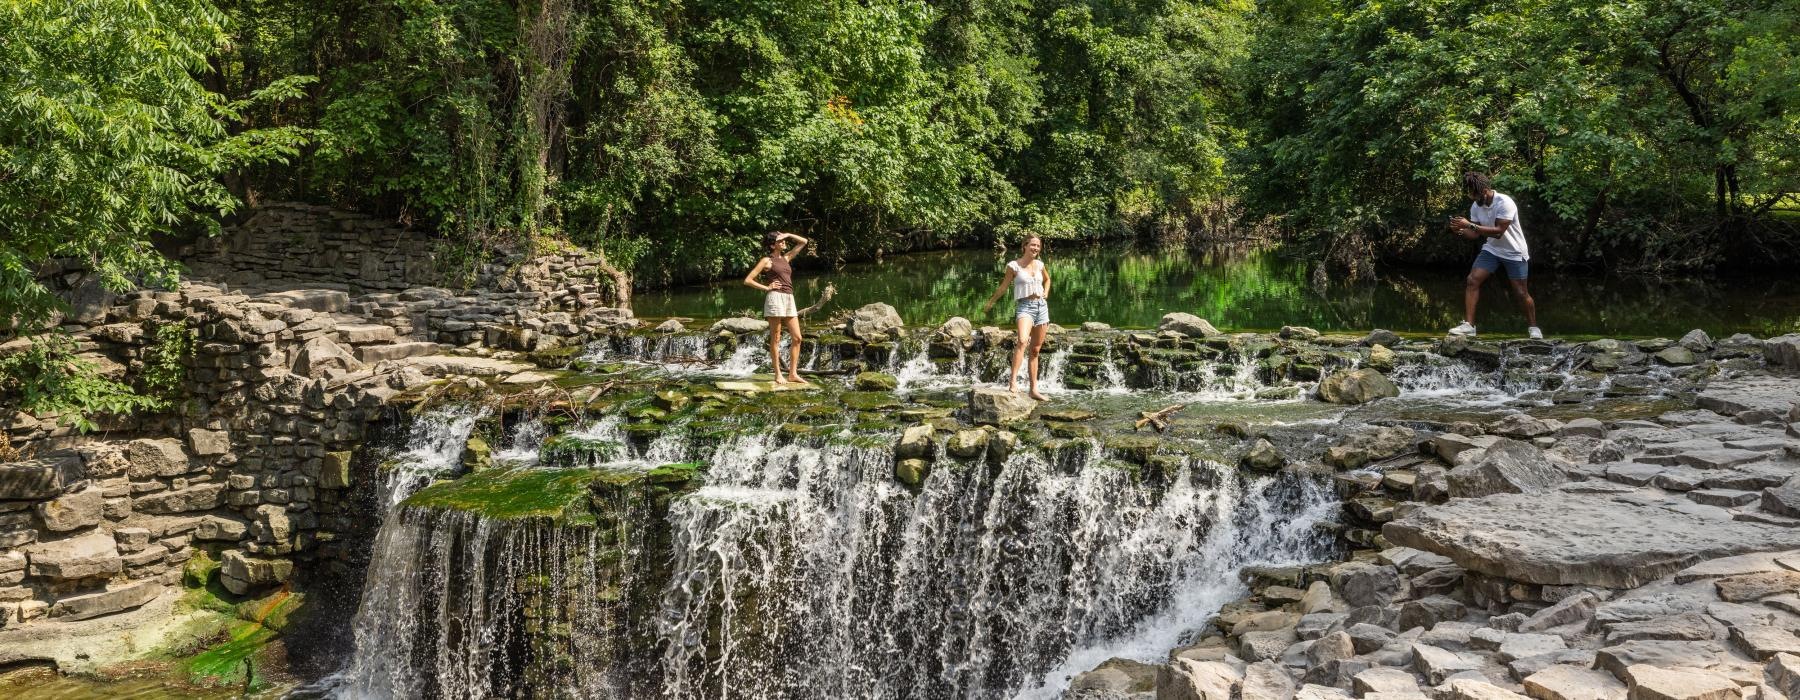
[0,335,162,431]
[140,321,195,404]
[0,0,311,331]
[1236,0,1800,273]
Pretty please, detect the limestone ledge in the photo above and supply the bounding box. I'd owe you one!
[1069,370,1800,700]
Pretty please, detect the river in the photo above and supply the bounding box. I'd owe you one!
[636,244,1800,339]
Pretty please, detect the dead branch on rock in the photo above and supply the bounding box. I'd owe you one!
[798,283,837,317]
[1134,404,1186,432]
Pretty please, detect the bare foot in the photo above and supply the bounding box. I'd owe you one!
[787,375,808,385]
[1008,382,1019,393]
[1029,389,1048,401]
[773,375,788,385]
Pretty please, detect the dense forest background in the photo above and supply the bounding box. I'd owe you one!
[4,0,1798,329]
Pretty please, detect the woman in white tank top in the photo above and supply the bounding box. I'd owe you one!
[981,235,1052,401]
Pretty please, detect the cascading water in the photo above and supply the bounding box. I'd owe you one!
[654,433,1336,699]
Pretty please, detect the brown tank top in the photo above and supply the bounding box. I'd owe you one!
[765,255,794,293]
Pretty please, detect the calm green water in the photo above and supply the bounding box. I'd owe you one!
[637,245,1800,339]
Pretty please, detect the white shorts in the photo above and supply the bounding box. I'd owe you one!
[763,291,797,318]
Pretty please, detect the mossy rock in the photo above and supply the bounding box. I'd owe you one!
[526,345,586,368]
[1037,408,1097,422]
[778,423,815,439]
[842,391,902,411]
[542,434,622,467]
[645,462,704,485]
[461,436,493,471]
[1103,434,1167,466]
[234,589,305,633]
[654,390,692,412]
[183,550,220,589]
[1254,386,1302,400]
[854,371,898,391]
[1048,422,1094,439]
[403,467,600,524]
[894,458,931,487]
[628,405,670,422]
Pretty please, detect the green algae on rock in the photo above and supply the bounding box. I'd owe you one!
[403,467,603,524]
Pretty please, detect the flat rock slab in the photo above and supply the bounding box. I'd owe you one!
[1522,664,1626,700]
[1698,377,1800,419]
[1713,570,1800,602]
[1383,491,1800,588]
[401,355,535,377]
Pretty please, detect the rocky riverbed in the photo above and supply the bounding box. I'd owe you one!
[1067,352,1800,700]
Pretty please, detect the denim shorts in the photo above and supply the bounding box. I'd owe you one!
[1014,298,1049,327]
[1472,250,1529,279]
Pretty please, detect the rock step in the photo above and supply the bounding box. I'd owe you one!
[358,341,446,363]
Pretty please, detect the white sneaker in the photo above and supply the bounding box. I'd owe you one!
[1449,322,1477,337]
[1528,327,1544,340]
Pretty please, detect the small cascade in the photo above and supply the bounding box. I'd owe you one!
[375,406,488,507]
[1035,345,1073,392]
[492,416,547,466]
[714,342,763,377]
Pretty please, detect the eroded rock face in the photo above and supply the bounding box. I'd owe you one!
[1315,369,1399,405]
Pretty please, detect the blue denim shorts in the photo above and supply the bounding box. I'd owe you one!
[1014,298,1049,327]
[1472,250,1529,279]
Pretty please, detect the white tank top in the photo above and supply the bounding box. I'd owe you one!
[1008,260,1045,300]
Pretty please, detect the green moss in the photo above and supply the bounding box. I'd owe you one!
[854,371,898,391]
[841,391,902,411]
[403,468,600,525]
[183,550,220,589]
[183,620,279,689]
[541,434,621,466]
[645,462,704,484]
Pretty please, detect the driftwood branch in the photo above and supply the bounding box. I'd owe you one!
[1134,404,1186,432]
[797,282,837,317]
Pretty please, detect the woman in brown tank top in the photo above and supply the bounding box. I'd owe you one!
[743,231,810,385]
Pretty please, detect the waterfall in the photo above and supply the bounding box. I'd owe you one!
[653,433,1336,699]
[322,415,1334,700]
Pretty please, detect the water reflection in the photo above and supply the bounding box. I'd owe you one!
[637,244,1800,339]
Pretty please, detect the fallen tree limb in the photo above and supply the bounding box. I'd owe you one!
[798,282,837,317]
[1134,404,1186,432]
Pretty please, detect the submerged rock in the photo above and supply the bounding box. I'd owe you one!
[1316,369,1400,405]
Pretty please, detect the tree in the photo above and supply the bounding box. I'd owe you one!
[0,0,308,424]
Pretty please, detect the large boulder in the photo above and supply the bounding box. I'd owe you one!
[1446,439,1565,497]
[1765,334,1800,367]
[968,387,1036,425]
[290,335,365,378]
[1159,313,1223,338]
[1067,657,1158,698]
[936,316,974,341]
[1243,438,1286,472]
[847,303,904,340]
[1315,369,1400,405]
[710,317,769,335]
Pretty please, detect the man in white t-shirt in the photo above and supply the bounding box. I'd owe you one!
[1446,171,1541,339]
